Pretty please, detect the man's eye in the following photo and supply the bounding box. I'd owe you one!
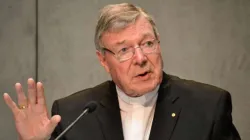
[119,47,129,53]
[145,41,154,47]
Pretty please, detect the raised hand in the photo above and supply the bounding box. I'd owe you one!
[3,78,61,140]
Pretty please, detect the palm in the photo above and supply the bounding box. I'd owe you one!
[3,78,60,140]
[15,105,49,139]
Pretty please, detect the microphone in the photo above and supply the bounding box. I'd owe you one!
[54,101,98,140]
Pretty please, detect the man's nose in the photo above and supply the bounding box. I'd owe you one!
[133,46,147,65]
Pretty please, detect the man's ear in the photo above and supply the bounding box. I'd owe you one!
[157,34,160,42]
[96,50,110,73]
[157,33,162,50]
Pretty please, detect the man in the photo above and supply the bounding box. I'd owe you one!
[3,3,240,140]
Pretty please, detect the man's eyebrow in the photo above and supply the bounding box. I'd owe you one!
[115,40,126,45]
[113,32,154,46]
[142,32,155,39]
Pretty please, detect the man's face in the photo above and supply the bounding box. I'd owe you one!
[97,16,163,97]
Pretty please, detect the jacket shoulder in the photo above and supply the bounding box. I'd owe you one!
[167,75,232,121]
[52,80,111,112]
[169,75,230,99]
[166,74,231,111]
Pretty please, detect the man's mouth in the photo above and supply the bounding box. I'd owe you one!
[137,71,149,77]
[135,71,152,79]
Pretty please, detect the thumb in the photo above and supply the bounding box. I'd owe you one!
[47,115,61,134]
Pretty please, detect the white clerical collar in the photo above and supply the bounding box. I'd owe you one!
[116,85,159,106]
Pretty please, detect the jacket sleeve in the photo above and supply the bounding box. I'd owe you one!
[211,91,241,140]
[49,100,65,140]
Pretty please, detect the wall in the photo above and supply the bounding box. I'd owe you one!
[0,0,36,139]
[1,0,249,139]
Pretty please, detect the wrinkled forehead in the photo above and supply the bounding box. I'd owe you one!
[101,16,155,47]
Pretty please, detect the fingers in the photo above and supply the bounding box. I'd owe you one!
[27,78,37,105]
[47,115,61,134]
[15,83,27,107]
[37,82,46,105]
[4,79,46,114]
[3,93,19,115]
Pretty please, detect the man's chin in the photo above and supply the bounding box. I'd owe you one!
[123,85,158,97]
[132,83,158,96]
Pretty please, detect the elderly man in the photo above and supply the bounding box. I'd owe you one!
[3,3,240,140]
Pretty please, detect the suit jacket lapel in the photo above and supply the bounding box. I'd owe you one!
[149,73,182,140]
[96,81,124,140]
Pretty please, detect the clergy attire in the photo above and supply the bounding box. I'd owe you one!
[50,72,240,140]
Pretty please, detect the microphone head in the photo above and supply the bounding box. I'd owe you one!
[85,101,98,113]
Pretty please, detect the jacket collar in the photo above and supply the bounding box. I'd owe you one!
[149,72,182,140]
[97,72,182,140]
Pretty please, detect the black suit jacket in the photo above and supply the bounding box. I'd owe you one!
[50,72,240,140]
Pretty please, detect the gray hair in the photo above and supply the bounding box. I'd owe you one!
[94,3,159,52]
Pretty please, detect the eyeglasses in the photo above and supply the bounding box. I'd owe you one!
[102,39,160,62]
